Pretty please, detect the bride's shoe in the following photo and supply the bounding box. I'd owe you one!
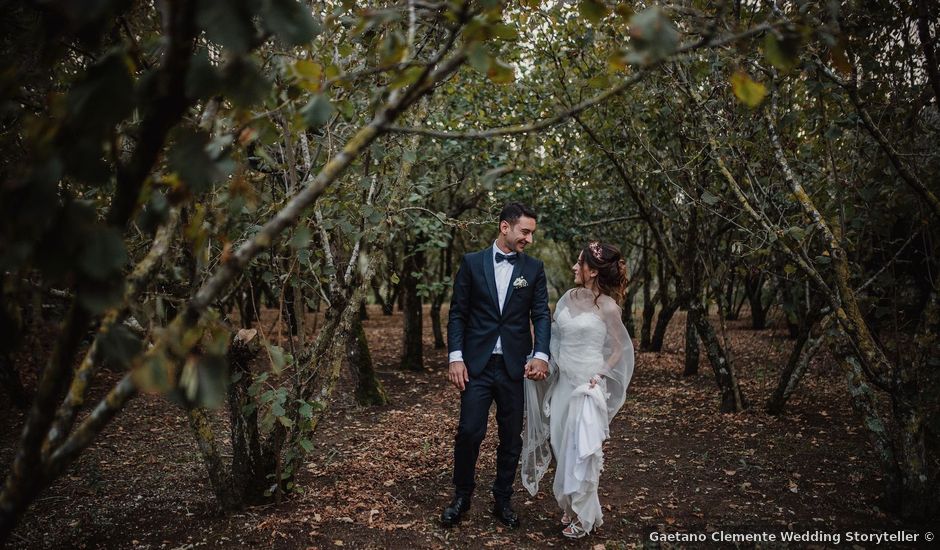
[560,513,571,525]
[562,520,586,539]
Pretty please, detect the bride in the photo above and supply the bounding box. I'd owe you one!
[521,241,635,539]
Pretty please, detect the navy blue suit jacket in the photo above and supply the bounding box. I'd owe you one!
[447,247,551,381]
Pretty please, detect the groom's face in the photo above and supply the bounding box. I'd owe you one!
[500,215,536,253]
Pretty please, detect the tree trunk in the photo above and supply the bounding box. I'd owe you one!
[283,282,299,336]
[722,240,739,320]
[622,278,640,336]
[744,272,768,330]
[639,256,655,350]
[188,407,241,510]
[894,400,933,519]
[732,287,747,320]
[227,328,272,505]
[430,245,450,350]
[689,299,747,412]
[371,278,392,316]
[650,296,680,352]
[683,309,699,376]
[915,0,940,109]
[766,316,827,415]
[400,243,425,371]
[836,345,902,510]
[350,313,387,406]
[238,276,262,328]
[359,300,368,321]
[430,295,446,350]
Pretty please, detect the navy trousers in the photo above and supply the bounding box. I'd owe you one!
[452,354,524,504]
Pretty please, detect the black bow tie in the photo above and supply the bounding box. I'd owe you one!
[495,252,518,265]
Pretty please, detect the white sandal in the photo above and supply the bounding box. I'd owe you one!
[562,521,586,539]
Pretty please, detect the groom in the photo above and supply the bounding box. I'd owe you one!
[441,202,551,529]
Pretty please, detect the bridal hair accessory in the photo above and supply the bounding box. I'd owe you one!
[589,241,603,261]
[513,276,528,288]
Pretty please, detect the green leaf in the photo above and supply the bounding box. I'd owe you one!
[289,59,322,92]
[223,58,271,108]
[700,191,720,206]
[196,0,255,55]
[731,70,767,108]
[587,74,611,89]
[299,438,314,452]
[763,31,801,72]
[194,354,229,408]
[66,50,135,137]
[298,400,314,419]
[380,31,407,66]
[78,278,125,314]
[301,94,334,128]
[785,226,806,241]
[490,23,519,41]
[278,416,294,428]
[628,7,679,61]
[579,0,609,23]
[98,324,143,369]
[467,43,491,74]
[487,58,515,84]
[388,66,424,90]
[167,129,220,195]
[79,226,128,280]
[133,349,174,394]
[262,0,321,46]
[289,226,311,250]
[186,48,223,99]
[265,343,292,375]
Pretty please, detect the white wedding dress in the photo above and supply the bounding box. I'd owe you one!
[521,288,635,534]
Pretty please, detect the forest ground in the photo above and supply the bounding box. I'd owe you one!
[2,305,934,549]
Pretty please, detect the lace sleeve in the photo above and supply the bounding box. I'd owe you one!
[597,296,635,421]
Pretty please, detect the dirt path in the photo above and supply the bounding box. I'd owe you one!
[2,307,924,548]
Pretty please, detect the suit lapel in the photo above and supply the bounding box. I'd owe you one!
[501,253,525,312]
[481,248,500,314]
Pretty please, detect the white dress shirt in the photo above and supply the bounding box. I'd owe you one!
[449,242,550,364]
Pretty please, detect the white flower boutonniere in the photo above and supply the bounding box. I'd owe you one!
[513,276,528,289]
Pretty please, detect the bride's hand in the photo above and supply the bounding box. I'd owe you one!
[525,358,549,381]
[589,374,603,388]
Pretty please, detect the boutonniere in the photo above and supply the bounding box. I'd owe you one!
[513,276,528,289]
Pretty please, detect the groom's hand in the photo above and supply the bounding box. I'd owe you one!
[448,361,469,391]
[524,358,549,381]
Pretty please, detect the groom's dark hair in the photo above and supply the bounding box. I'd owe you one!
[499,202,537,226]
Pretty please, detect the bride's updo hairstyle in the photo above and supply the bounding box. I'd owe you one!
[580,241,628,305]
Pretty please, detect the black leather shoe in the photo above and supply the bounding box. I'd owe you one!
[491,502,520,529]
[440,496,471,527]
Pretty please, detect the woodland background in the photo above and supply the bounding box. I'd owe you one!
[0,0,937,547]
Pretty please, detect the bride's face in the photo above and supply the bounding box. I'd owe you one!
[572,253,596,286]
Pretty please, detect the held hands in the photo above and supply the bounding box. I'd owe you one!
[589,374,604,388]
[524,358,549,381]
[448,360,469,391]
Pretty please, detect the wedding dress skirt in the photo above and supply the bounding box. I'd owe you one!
[521,288,635,535]
[552,380,609,533]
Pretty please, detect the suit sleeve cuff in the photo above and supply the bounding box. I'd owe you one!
[533,352,549,362]
[448,351,464,363]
